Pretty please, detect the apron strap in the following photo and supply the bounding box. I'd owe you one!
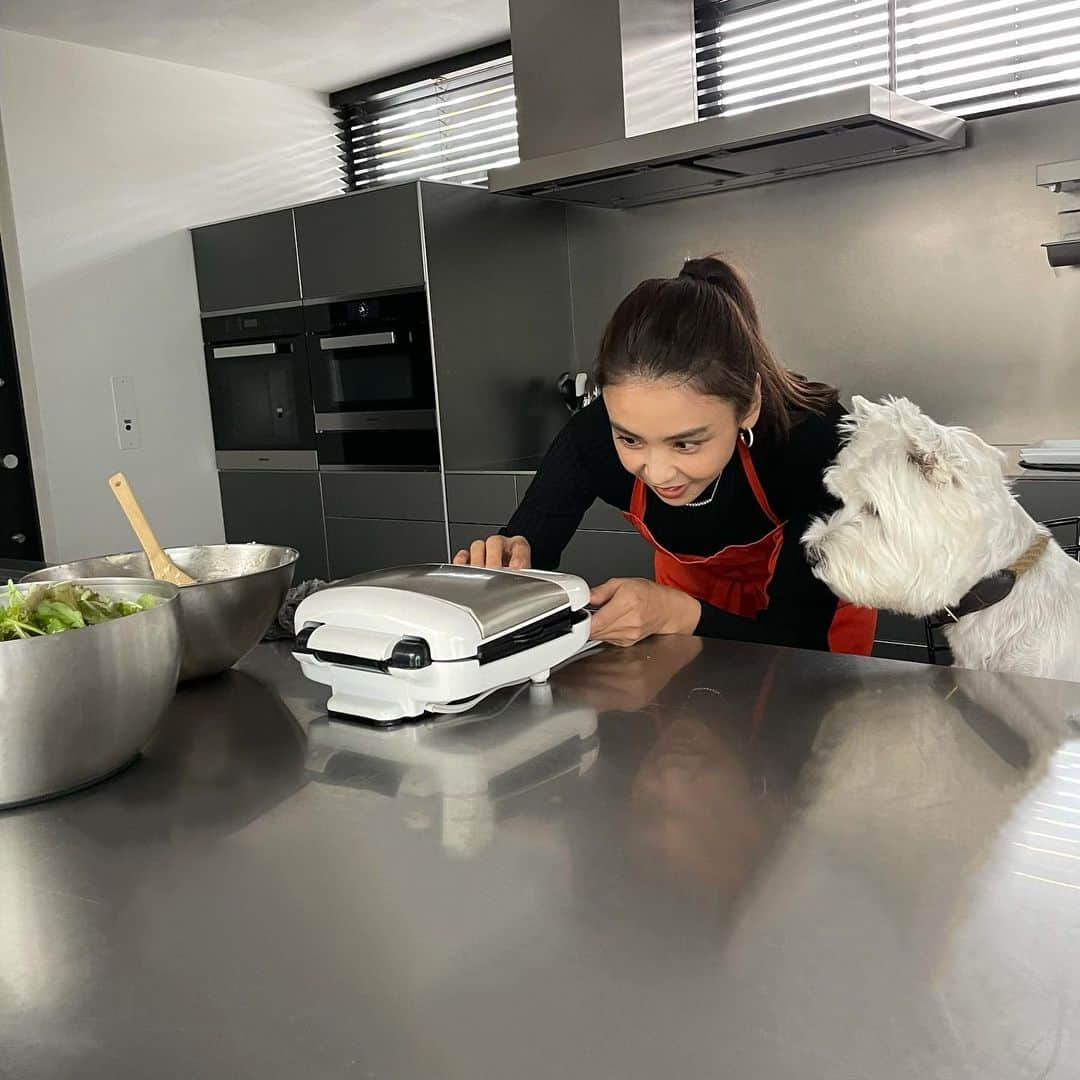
[737,439,781,527]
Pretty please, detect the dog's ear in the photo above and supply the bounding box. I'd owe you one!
[850,395,874,419]
[907,430,966,486]
[908,447,953,486]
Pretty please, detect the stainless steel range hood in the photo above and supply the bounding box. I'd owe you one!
[489,0,966,209]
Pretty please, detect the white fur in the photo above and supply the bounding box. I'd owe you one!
[802,396,1080,683]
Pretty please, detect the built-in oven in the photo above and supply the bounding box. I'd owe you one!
[304,291,440,470]
[203,305,316,470]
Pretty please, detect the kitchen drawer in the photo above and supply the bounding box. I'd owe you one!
[449,524,653,582]
[326,518,448,579]
[448,523,505,559]
[873,610,928,649]
[580,499,635,533]
[321,472,444,521]
[191,210,300,313]
[219,470,328,582]
[560,530,654,583]
[1014,478,1080,523]
[294,185,423,301]
[445,475,519,525]
[0,558,43,581]
[512,474,636,533]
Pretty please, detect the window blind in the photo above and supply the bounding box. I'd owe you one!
[333,46,519,192]
[896,0,1080,116]
[696,0,1080,118]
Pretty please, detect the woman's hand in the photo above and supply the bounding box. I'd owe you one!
[587,578,701,647]
[452,534,532,569]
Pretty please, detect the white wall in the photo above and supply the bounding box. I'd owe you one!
[0,29,340,561]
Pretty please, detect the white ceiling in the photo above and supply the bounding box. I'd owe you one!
[0,0,511,93]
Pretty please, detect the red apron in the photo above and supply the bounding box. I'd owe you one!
[621,440,877,656]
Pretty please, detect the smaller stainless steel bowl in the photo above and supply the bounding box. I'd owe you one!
[0,578,182,810]
[23,544,298,681]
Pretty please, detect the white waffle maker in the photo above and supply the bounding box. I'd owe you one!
[292,564,593,723]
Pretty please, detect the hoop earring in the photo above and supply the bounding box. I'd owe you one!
[740,427,755,449]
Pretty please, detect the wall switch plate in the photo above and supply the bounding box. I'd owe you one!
[110,375,140,450]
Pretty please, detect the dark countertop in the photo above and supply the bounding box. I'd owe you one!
[3,639,1080,1079]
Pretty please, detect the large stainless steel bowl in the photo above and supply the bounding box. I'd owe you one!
[0,578,182,809]
[23,544,298,682]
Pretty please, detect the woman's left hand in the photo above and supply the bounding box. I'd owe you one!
[587,578,702,647]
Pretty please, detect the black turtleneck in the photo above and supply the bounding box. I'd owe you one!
[503,397,847,651]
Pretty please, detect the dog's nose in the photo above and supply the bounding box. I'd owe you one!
[805,546,822,569]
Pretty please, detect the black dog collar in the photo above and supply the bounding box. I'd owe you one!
[931,533,1050,626]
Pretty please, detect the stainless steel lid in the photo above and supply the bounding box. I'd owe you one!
[339,564,570,641]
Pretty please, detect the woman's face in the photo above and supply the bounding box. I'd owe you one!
[603,377,760,505]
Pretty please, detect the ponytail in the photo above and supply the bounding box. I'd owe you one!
[594,255,837,440]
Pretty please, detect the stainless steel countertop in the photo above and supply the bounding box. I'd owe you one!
[3,640,1079,1079]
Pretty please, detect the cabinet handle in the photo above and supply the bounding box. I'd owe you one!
[318,332,395,350]
[211,342,280,359]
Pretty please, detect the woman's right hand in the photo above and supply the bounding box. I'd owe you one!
[452,534,532,569]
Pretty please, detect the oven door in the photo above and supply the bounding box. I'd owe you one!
[306,294,434,426]
[205,333,315,456]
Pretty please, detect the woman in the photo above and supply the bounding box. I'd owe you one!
[453,256,876,654]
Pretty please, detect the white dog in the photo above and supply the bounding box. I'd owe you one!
[802,397,1080,683]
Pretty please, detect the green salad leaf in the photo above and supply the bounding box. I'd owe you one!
[0,581,157,642]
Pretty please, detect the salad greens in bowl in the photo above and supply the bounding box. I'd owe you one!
[0,578,182,809]
[1,580,159,640]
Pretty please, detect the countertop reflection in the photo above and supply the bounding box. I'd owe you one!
[2,639,1078,1079]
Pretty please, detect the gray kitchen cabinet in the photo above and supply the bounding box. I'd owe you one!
[321,472,444,521]
[508,474,637,533]
[449,523,503,556]
[871,613,928,663]
[294,185,424,301]
[449,522,652,584]
[579,499,635,533]
[219,470,328,582]
[560,530,654,584]
[1013,478,1080,524]
[0,557,43,581]
[421,182,572,471]
[191,210,300,314]
[326,518,448,579]
[445,474,519,524]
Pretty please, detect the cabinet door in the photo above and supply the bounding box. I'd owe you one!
[321,471,444,521]
[446,475,519,525]
[326,518,448,579]
[1013,479,1080,525]
[191,210,300,314]
[449,523,504,559]
[219,471,328,582]
[559,531,655,584]
[450,522,652,583]
[294,186,424,301]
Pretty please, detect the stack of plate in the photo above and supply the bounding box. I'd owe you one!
[1019,440,1080,472]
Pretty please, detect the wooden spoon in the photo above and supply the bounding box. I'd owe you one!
[108,472,195,587]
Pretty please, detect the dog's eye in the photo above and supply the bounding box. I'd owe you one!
[864,504,880,519]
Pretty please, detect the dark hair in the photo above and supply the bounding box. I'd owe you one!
[593,255,838,440]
